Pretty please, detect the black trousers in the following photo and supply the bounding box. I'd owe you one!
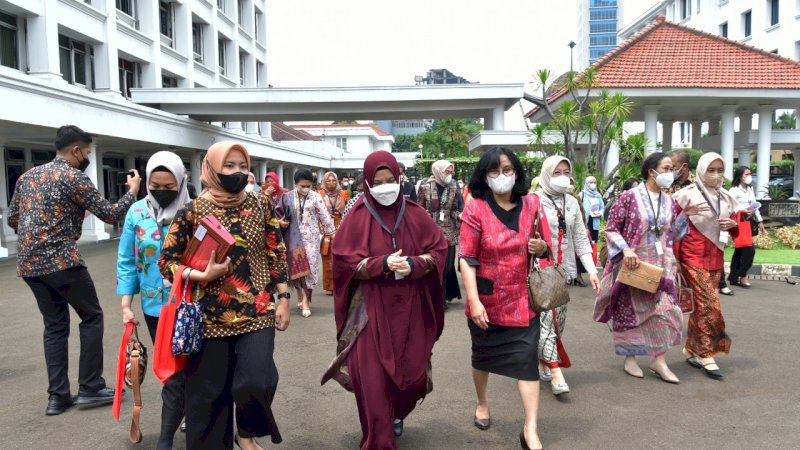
[184,327,281,450]
[729,246,756,281]
[23,266,106,400]
[144,314,186,450]
[443,245,462,302]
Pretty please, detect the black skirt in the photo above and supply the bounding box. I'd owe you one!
[468,317,540,381]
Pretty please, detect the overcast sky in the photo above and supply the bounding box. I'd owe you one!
[265,0,654,130]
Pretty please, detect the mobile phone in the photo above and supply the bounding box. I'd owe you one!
[116,171,134,185]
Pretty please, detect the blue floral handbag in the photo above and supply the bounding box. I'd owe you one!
[172,278,203,355]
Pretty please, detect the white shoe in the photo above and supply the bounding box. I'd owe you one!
[539,368,552,382]
[551,381,570,395]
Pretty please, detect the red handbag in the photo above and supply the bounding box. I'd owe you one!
[152,265,190,384]
[732,211,753,248]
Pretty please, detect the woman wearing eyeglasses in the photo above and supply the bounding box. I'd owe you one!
[534,156,600,396]
[673,152,739,380]
[418,160,464,308]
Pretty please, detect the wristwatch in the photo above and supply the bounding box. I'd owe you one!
[276,292,291,300]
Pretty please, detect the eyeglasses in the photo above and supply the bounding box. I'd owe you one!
[487,166,515,178]
[325,179,337,183]
[444,169,455,176]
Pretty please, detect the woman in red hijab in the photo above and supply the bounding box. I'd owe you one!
[261,171,285,205]
[321,151,448,450]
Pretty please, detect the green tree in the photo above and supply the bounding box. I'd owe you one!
[773,111,797,130]
[392,134,417,153]
[413,119,482,159]
[529,67,632,174]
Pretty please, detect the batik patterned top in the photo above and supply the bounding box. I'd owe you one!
[159,193,288,338]
[7,157,135,277]
[418,180,463,246]
[116,199,172,317]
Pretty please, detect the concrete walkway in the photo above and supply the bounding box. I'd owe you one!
[1,241,798,449]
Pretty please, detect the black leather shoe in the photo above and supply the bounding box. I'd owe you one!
[393,419,403,437]
[76,387,116,407]
[46,395,75,416]
[473,415,491,430]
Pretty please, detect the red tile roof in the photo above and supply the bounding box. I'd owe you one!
[271,122,320,141]
[291,123,392,137]
[526,16,800,117]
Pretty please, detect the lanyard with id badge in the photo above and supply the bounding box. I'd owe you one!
[362,194,407,280]
[696,182,728,243]
[645,190,666,255]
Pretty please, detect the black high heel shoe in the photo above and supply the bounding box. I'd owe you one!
[520,430,543,450]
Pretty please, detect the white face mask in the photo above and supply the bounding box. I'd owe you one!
[245,183,256,192]
[341,181,349,187]
[654,171,674,189]
[550,175,571,194]
[487,173,516,194]
[458,182,465,189]
[587,182,597,191]
[298,186,311,196]
[368,182,400,206]
[743,175,753,185]
[444,175,453,185]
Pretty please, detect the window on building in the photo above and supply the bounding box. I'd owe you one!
[256,61,264,87]
[217,0,225,12]
[0,11,18,69]
[116,0,138,29]
[589,7,616,21]
[589,32,616,46]
[589,20,616,33]
[162,75,178,88]
[720,21,728,37]
[59,35,94,88]
[118,58,140,99]
[159,2,174,45]
[742,10,752,37]
[335,138,348,151]
[254,10,262,41]
[239,50,246,85]
[238,0,245,26]
[218,36,227,76]
[192,22,203,63]
[768,0,779,26]
[680,0,689,20]
[589,0,616,7]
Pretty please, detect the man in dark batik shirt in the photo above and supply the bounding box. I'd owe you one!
[7,125,141,415]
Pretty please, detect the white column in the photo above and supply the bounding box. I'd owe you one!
[94,0,121,96]
[81,148,111,242]
[738,148,752,168]
[277,163,285,187]
[26,0,62,82]
[720,106,736,180]
[488,107,505,131]
[139,0,162,92]
[259,122,272,140]
[755,106,774,200]
[691,121,701,149]
[739,113,752,132]
[791,149,800,200]
[661,120,674,152]
[644,106,659,156]
[604,140,620,177]
[708,120,719,136]
[796,108,800,130]
[259,161,267,184]
[23,147,32,170]
[190,152,203,192]
[0,140,16,257]
[244,122,258,135]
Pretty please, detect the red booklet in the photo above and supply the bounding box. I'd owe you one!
[182,215,236,270]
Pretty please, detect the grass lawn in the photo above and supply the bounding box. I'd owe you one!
[725,242,800,265]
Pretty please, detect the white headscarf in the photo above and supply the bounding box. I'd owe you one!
[538,155,572,197]
[673,152,739,250]
[145,151,191,226]
[582,175,601,199]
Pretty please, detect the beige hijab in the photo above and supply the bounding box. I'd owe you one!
[200,141,251,208]
[537,155,571,197]
[672,152,739,250]
[431,160,453,186]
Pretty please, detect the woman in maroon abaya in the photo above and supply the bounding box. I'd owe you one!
[321,150,448,450]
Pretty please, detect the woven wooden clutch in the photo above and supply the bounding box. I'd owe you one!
[619,261,664,294]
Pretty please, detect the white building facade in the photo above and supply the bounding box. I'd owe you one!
[619,0,800,149]
[0,0,333,257]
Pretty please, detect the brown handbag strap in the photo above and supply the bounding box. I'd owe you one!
[129,350,143,443]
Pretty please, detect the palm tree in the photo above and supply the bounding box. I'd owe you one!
[773,111,797,130]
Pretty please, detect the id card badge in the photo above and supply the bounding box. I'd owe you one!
[439,211,445,222]
[655,241,664,255]
[719,230,729,243]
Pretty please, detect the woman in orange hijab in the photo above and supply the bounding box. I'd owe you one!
[159,142,291,449]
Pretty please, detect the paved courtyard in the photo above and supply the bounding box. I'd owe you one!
[0,241,798,449]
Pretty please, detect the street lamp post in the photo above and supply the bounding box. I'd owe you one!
[568,41,576,73]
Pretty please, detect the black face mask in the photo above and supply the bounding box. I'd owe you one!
[217,172,249,194]
[75,151,90,172]
[150,189,179,207]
